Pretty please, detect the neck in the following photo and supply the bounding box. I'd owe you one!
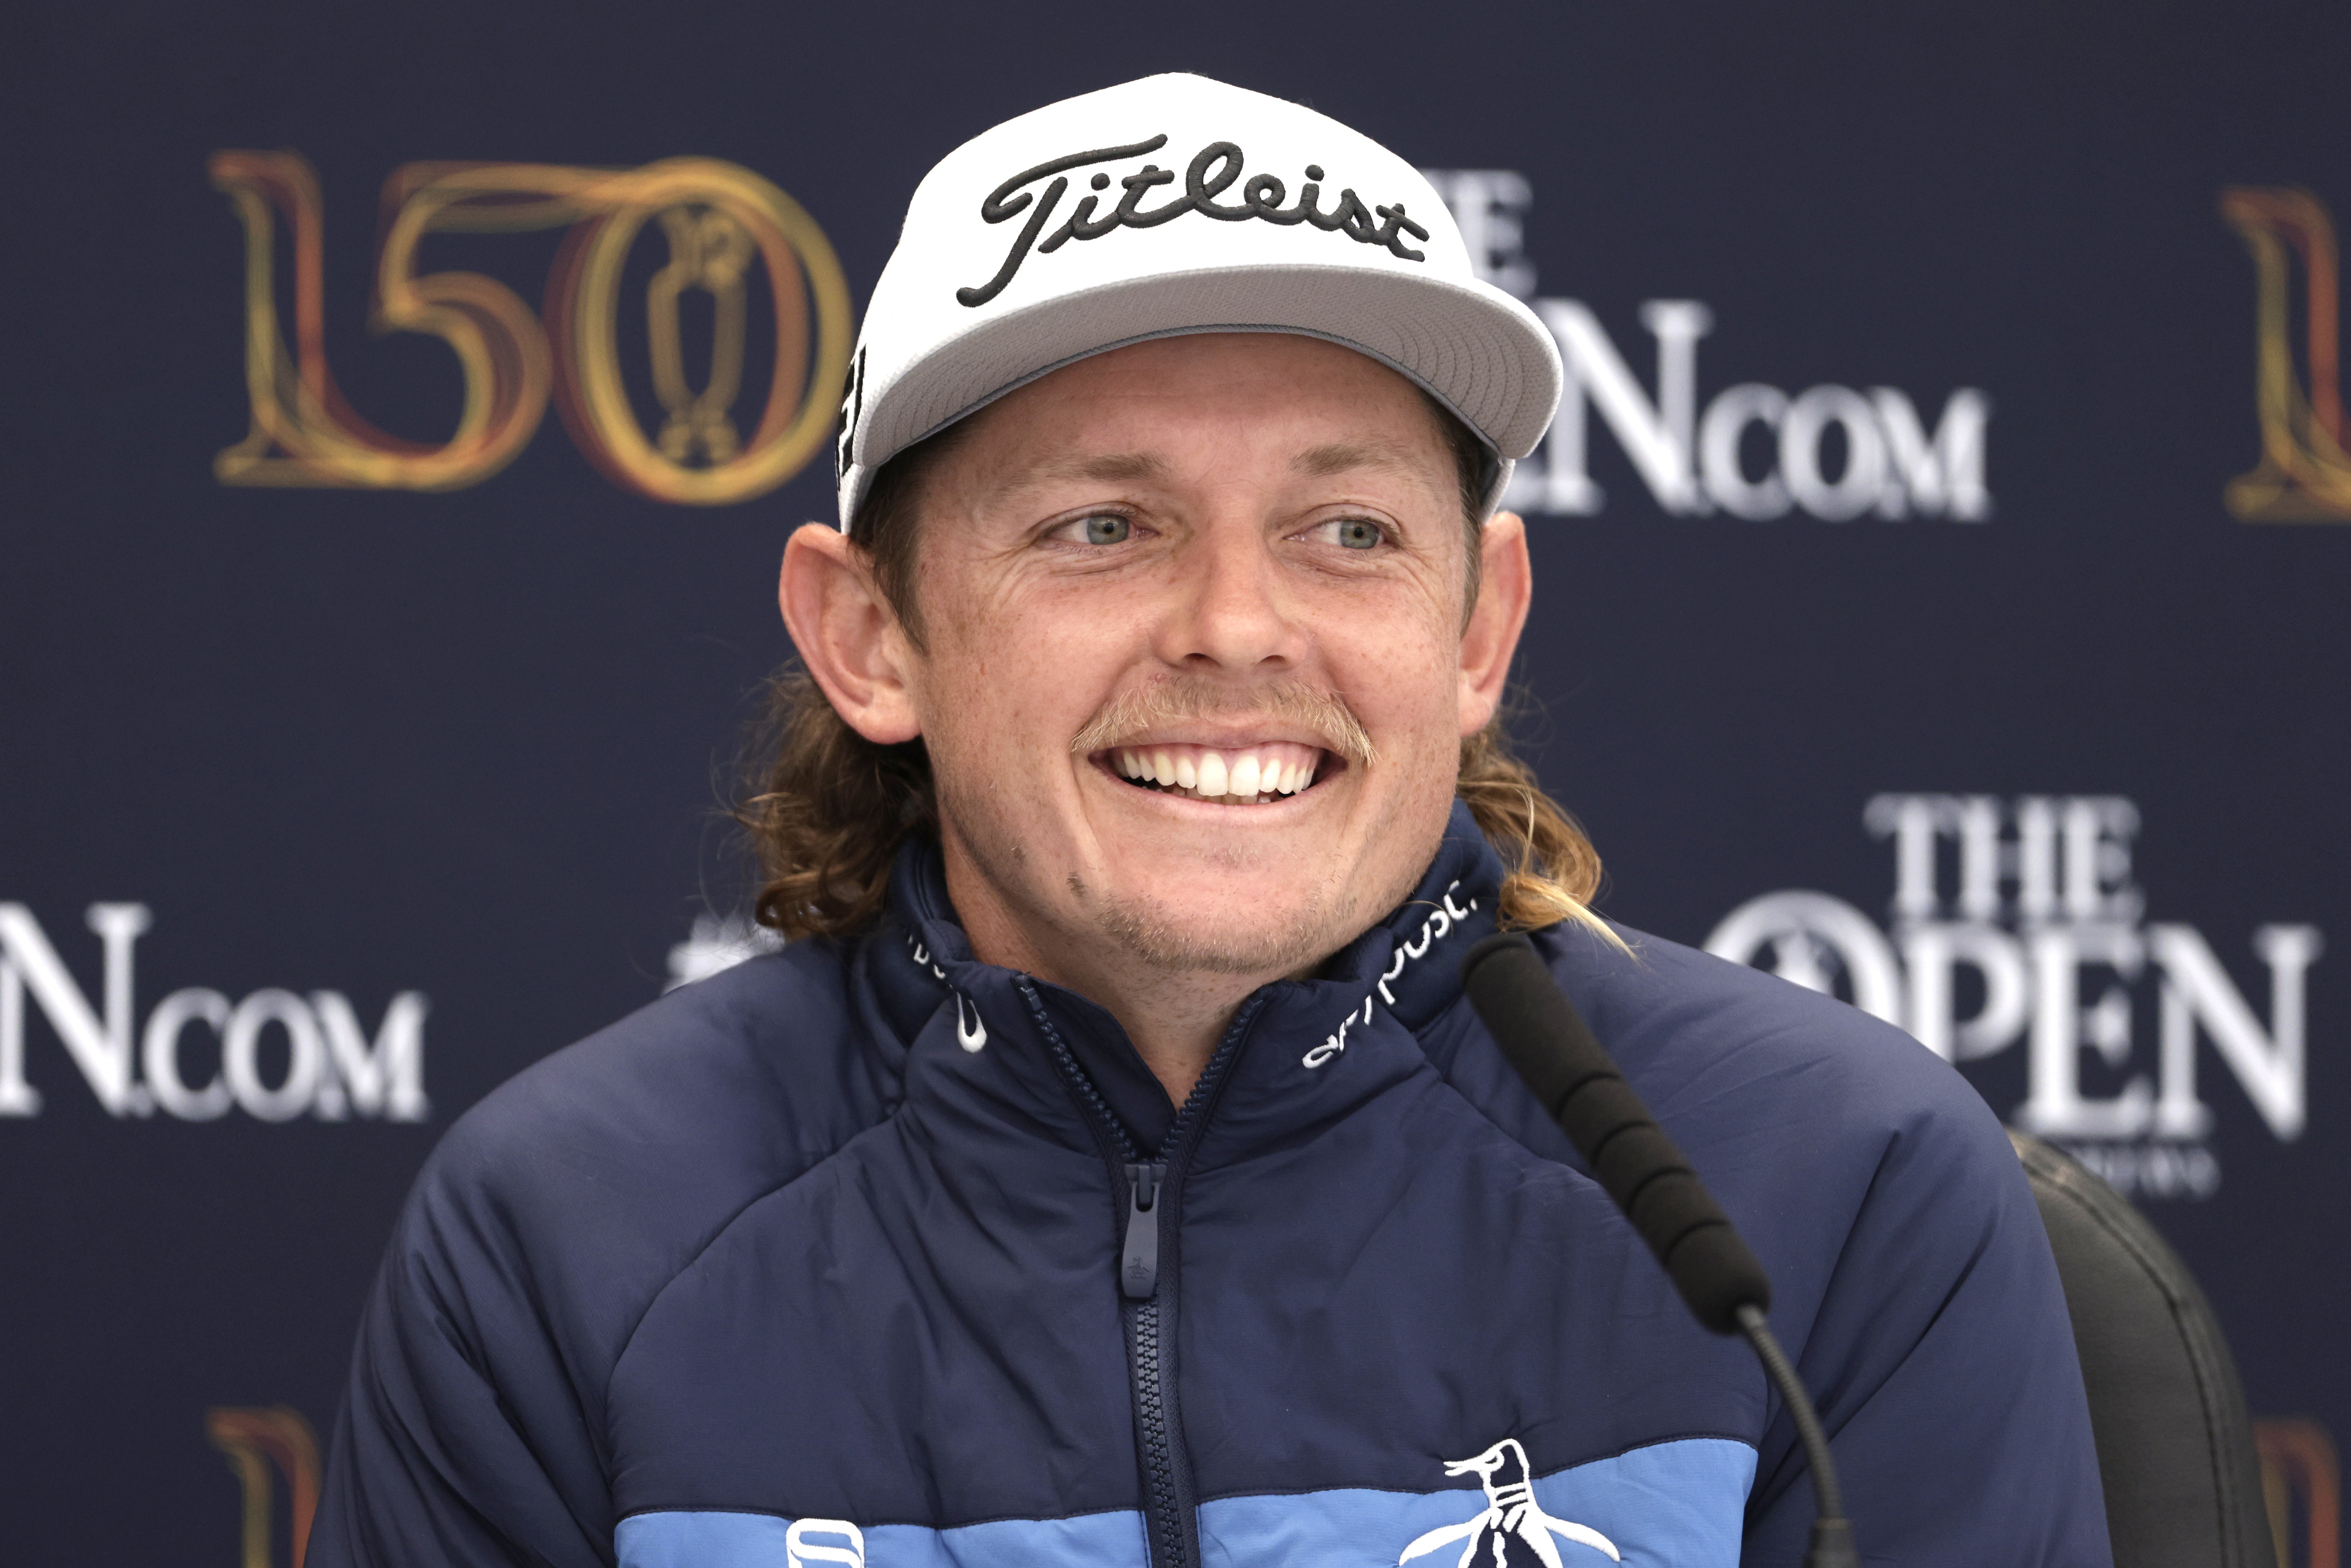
[939,855,1296,1109]
[1024,949,1255,1109]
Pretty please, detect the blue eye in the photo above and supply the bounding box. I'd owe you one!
[1082,515,1131,545]
[1333,518,1381,550]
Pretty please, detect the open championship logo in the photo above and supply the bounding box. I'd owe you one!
[0,903,427,1123]
[1422,170,1991,525]
[1706,796,2319,1199]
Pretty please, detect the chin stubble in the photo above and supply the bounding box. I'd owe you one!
[1080,868,1359,976]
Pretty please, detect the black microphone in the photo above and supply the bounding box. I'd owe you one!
[1460,931,1858,1568]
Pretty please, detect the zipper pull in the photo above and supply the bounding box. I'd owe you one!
[1121,1162,1166,1300]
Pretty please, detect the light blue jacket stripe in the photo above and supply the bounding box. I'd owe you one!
[617,1437,1753,1568]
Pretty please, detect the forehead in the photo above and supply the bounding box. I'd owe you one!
[943,332,1457,499]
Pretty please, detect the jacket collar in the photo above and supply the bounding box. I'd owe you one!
[863,802,1505,1159]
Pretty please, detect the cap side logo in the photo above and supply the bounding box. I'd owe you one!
[957,133,1431,309]
[834,344,865,482]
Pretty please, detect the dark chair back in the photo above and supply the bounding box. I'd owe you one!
[2009,1131,2276,1568]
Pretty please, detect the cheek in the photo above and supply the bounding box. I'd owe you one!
[1342,613,1463,745]
[915,584,1133,760]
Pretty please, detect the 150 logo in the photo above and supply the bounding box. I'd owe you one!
[210,152,852,502]
[2222,186,2351,522]
[1705,796,2318,1199]
[208,1407,319,1568]
[0,903,426,1122]
[1423,170,1991,523]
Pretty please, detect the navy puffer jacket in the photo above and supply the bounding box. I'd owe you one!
[312,804,2110,1568]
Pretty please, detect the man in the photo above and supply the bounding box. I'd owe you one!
[313,75,2109,1567]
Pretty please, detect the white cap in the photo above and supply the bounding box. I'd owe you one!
[834,72,1562,528]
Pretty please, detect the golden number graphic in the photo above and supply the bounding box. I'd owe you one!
[2259,1419,2343,1568]
[544,158,847,504]
[211,153,850,504]
[209,153,555,491]
[207,1406,322,1568]
[2221,187,2351,522]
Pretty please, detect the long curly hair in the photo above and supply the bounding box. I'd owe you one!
[739,403,1613,945]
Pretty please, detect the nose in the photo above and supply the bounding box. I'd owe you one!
[1152,517,1303,673]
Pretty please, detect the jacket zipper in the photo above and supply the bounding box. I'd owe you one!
[1023,981,1265,1568]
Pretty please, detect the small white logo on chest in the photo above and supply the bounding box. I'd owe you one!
[1399,1439,1620,1568]
[954,992,987,1052]
[908,936,986,1052]
[785,1518,864,1568]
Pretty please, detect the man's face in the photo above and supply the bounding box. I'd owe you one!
[893,332,1507,985]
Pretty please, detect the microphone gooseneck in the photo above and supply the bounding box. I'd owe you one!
[1459,931,1858,1568]
[1736,1303,1856,1566]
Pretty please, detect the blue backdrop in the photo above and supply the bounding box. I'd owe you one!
[3,3,2343,1563]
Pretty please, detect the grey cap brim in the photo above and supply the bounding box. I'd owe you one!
[839,262,1560,526]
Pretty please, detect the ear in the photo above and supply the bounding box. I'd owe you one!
[778,522,923,745]
[1457,511,1532,736]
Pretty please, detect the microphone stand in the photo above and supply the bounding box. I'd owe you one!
[1461,932,1859,1568]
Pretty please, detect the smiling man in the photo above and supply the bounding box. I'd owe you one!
[780,328,1531,1108]
[313,75,2110,1568]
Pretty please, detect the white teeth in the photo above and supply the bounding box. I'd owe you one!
[1196,752,1228,798]
[1107,743,1323,800]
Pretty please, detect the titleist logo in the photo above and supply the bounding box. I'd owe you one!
[957,134,1431,308]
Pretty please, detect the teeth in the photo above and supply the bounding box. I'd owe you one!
[1104,742,1324,802]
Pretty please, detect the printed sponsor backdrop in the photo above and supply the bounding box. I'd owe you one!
[3,1,2344,1562]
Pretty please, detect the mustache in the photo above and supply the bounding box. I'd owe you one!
[1069,678,1377,767]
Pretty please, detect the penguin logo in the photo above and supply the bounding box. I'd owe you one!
[1399,1439,1621,1568]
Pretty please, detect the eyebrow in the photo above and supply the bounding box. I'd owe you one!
[1291,438,1436,480]
[1004,450,1171,489]
[991,439,1432,498]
